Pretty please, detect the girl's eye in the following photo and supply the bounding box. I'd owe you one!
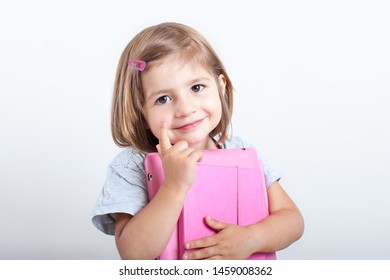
[191,84,205,93]
[155,95,172,105]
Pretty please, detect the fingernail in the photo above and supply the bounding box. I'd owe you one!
[185,243,190,249]
[183,254,188,260]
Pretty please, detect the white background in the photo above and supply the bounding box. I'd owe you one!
[0,0,389,259]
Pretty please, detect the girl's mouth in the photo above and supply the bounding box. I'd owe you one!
[175,118,204,131]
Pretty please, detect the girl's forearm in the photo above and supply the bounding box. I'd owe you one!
[116,184,187,259]
[248,208,304,254]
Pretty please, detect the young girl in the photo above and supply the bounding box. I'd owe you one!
[92,22,304,260]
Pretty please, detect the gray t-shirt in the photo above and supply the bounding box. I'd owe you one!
[92,136,280,235]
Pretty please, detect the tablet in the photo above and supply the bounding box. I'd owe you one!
[145,148,276,260]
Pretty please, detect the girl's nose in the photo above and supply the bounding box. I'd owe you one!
[175,96,196,118]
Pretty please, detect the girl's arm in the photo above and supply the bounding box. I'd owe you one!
[115,181,187,259]
[184,181,304,259]
[115,121,203,259]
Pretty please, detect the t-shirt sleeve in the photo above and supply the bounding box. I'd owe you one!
[92,148,148,235]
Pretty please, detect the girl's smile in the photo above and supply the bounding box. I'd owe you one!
[174,117,205,131]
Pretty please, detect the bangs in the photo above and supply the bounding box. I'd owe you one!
[144,42,220,80]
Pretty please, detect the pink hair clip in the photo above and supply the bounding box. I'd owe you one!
[128,59,146,71]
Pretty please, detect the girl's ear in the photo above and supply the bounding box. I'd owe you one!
[218,74,227,96]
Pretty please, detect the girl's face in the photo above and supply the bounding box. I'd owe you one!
[142,55,226,150]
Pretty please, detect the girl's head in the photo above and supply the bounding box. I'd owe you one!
[111,22,233,152]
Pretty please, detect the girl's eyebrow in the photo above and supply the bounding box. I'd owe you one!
[186,76,211,85]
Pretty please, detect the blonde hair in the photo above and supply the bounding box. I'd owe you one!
[111,22,234,152]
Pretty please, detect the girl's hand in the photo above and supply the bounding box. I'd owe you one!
[183,216,255,260]
[157,120,203,193]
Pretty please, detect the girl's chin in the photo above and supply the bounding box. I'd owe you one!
[173,137,215,150]
[171,137,204,147]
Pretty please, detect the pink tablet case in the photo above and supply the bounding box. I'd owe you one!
[145,148,276,260]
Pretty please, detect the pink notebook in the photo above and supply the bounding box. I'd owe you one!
[145,148,276,260]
